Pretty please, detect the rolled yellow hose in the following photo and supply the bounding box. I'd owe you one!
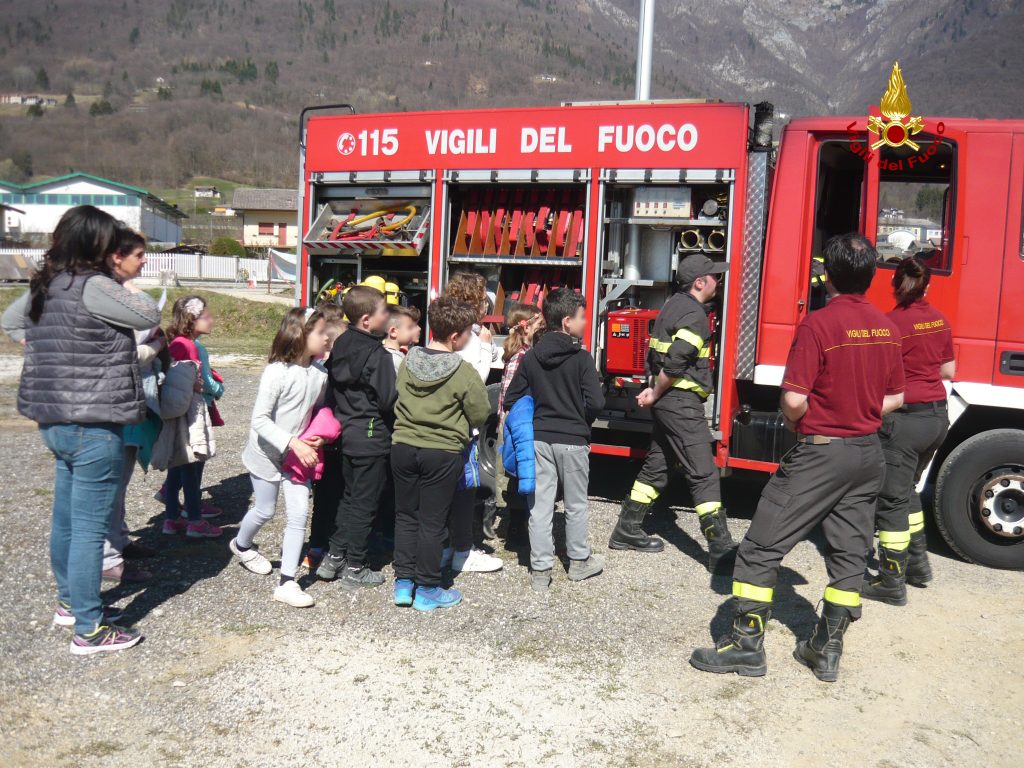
[345,205,417,232]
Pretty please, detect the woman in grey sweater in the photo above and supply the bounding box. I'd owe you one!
[2,206,160,655]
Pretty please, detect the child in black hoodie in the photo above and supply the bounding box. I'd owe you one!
[503,289,606,592]
[316,286,397,590]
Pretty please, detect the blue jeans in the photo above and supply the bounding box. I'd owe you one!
[39,423,125,635]
[165,461,202,521]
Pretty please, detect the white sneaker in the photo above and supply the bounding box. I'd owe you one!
[452,548,503,573]
[273,580,315,608]
[441,546,453,569]
[230,538,272,575]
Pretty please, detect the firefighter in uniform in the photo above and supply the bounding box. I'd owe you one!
[809,254,828,310]
[690,234,905,682]
[609,254,736,571]
[862,255,954,605]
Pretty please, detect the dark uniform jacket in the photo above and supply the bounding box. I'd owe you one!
[646,291,714,400]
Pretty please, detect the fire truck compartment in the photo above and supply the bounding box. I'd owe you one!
[302,184,431,312]
[444,180,588,330]
[594,178,733,437]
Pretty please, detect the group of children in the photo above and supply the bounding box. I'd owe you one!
[224,268,607,610]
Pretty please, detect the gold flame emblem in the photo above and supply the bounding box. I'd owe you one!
[867,62,924,151]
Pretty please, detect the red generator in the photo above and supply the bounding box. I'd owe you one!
[605,308,659,376]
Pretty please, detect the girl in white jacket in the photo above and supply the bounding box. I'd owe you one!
[231,308,331,607]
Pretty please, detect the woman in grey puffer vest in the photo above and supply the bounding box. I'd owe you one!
[2,206,160,655]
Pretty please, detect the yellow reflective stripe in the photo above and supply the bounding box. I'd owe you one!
[670,377,710,399]
[908,511,925,533]
[812,256,828,283]
[879,529,911,551]
[733,582,773,604]
[743,612,765,633]
[650,328,705,355]
[630,482,659,504]
[824,587,861,608]
[695,501,722,516]
[697,347,710,359]
[672,327,705,352]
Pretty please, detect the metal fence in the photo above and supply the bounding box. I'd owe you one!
[0,249,283,283]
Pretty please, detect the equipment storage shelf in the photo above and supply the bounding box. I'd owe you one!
[601,181,731,314]
[304,199,431,257]
[446,180,588,322]
[303,180,432,320]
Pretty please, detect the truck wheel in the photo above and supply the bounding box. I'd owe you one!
[476,383,502,495]
[934,429,1024,570]
[477,413,500,494]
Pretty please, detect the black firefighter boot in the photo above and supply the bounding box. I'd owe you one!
[608,498,665,553]
[906,530,934,586]
[700,508,738,572]
[861,545,909,606]
[793,602,855,682]
[690,605,770,677]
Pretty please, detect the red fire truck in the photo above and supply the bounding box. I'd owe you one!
[296,100,1024,570]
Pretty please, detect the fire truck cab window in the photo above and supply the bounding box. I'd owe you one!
[875,137,956,274]
[809,140,866,310]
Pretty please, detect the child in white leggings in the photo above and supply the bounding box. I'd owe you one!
[231,308,331,607]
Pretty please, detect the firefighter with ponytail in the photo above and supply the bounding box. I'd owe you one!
[862,255,954,604]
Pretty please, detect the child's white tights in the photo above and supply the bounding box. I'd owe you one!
[237,475,310,578]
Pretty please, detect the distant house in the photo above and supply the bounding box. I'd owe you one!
[231,187,298,248]
[1,202,26,245]
[877,213,941,247]
[0,94,56,106]
[194,185,220,199]
[0,172,187,245]
[162,244,207,255]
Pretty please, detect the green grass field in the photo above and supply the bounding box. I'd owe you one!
[0,286,287,358]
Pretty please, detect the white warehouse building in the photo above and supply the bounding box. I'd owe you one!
[0,173,187,246]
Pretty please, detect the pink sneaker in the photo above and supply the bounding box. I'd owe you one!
[178,502,223,520]
[200,501,222,519]
[161,518,187,535]
[186,519,223,538]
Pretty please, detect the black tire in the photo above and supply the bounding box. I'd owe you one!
[476,383,502,495]
[934,429,1024,570]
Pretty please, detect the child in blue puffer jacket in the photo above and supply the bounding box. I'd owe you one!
[502,395,535,495]
[497,304,543,545]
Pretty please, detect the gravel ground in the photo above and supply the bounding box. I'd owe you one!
[1,363,1022,768]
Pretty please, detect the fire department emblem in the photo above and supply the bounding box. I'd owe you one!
[868,62,924,151]
[337,132,356,156]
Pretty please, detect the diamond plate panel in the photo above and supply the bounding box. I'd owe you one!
[735,151,772,380]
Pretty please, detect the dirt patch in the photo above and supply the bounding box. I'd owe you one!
[0,368,1021,768]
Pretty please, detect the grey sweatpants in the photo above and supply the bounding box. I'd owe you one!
[527,441,592,571]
